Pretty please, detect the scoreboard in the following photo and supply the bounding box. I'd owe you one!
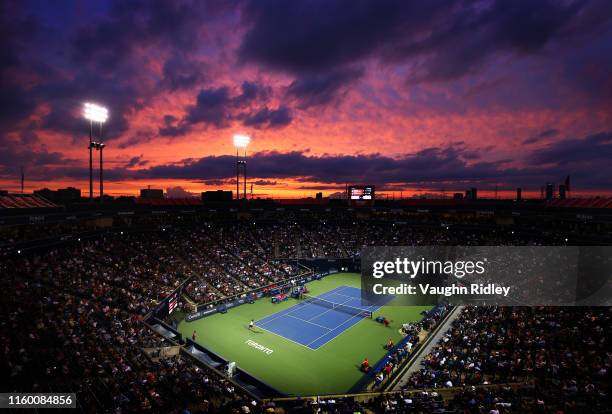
[349,185,375,206]
[349,186,375,200]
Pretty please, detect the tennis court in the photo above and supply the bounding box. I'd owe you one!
[256,285,386,349]
[179,273,431,395]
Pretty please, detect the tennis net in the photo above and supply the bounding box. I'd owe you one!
[302,294,372,319]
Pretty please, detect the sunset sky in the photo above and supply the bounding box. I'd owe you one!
[1,0,612,198]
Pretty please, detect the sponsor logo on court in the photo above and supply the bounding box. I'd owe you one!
[245,339,273,355]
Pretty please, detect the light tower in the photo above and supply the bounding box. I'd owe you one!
[232,134,250,200]
[83,103,108,202]
[98,142,105,201]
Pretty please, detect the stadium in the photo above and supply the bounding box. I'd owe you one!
[2,1,612,413]
[1,198,611,412]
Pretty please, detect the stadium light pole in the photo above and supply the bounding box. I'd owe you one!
[98,142,105,202]
[83,103,108,202]
[233,134,250,200]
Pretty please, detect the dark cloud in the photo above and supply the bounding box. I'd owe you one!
[526,131,612,189]
[171,82,287,134]
[536,129,560,141]
[165,186,196,198]
[34,64,150,141]
[158,114,191,137]
[0,141,74,179]
[201,179,233,186]
[14,131,612,192]
[186,87,232,128]
[115,132,611,190]
[287,67,363,108]
[523,128,560,145]
[0,85,37,131]
[238,0,424,73]
[118,130,156,149]
[160,54,206,91]
[126,155,148,168]
[296,185,342,190]
[71,0,216,69]
[529,131,612,165]
[239,0,610,84]
[0,3,41,133]
[0,0,228,142]
[19,128,38,145]
[252,179,277,186]
[126,145,532,189]
[242,106,292,129]
[233,81,271,107]
[2,0,611,194]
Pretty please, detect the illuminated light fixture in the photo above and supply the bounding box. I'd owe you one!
[233,134,251,200]
[83,102,109,123]
[233,134,251,148]
[83,103,108,203]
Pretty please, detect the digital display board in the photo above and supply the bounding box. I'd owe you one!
[349,186,375,200]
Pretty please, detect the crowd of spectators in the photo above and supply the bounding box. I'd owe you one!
[275,385,535,413]
[369,306,449,390]
[0,278,258,412]
[1,213,610,413]
[404,306,610,413]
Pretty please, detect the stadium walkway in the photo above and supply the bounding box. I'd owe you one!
[391,306,464,390]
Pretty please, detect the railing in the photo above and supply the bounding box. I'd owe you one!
[262,381,533,405]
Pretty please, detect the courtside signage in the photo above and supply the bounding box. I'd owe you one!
[245,340,273,355]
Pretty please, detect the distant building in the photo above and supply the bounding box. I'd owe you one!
[140,188,164,199]
[315,192,323,200]
[453,193,463,200]
[33,188,54,199]
[516,188,522,201]
[465,187,478,201]
[57,187,81,201]
[201,190,233,203]
[558,184,566,199]
[545,183,554,200]
[34,187,81,203]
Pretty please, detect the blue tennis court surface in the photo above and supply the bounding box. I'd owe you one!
[256,286,388,350]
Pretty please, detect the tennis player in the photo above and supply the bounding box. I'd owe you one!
[248,319,255,331]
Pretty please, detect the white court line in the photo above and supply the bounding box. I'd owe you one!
[305,286,383,349]
[257,285,379,350]
[317,289,377,315]
[329,285,360,299]
[334,286,390,312]
[256,300,307,327]
[306,295,355,322]
[256,324,316,351]
[328,291,359,300]
[259,284,347,327]
[306,310,364,348]
[327,286,378,311]
[286,314,332,331]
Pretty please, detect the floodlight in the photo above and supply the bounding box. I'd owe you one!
[233,134,251,148]
[83,102,109,123]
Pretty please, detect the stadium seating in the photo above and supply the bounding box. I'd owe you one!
[1,211,610,413]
